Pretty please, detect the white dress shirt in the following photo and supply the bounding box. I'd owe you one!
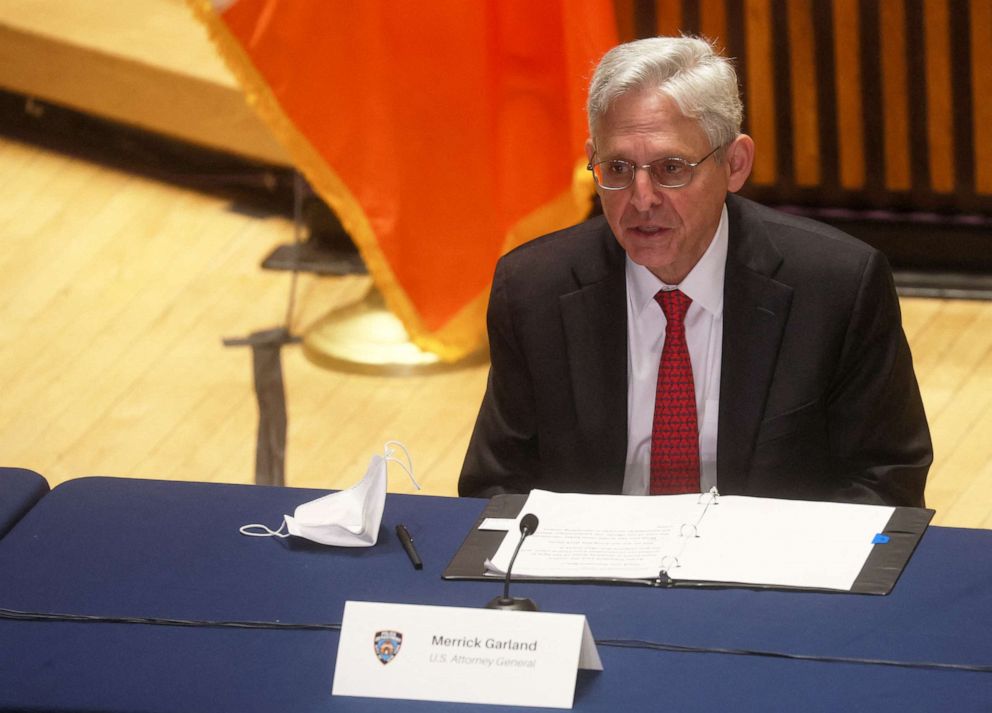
[622,205,728,495]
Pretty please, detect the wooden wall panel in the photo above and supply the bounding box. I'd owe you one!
[743,0,777,185]
[655,0,683,35]
[832,0,865,190]
[878,0,913,192]
[971,0,992,195]
[699,0,729,44]
[786,0,821,187]
[613,0,639,42]
[923,0,956,194]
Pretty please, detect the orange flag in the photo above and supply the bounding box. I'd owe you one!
[191,1,617,360]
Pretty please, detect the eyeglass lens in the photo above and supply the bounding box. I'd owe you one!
[592,157,695,189]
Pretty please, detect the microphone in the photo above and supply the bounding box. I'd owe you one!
[486,513,539,611]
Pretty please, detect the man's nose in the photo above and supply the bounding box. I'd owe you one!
[629,167,662,211]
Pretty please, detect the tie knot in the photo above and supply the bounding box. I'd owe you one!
[655,289,692,322]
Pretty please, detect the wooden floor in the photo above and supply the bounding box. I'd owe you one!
[0,133,990,529]
[0,134,487,499]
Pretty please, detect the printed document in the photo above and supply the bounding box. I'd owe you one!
[485,489,894,591]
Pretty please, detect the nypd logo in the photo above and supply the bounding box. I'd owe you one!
[373,630,403,664]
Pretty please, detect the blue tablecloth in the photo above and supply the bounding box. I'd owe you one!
[0,476,989,712]
[0,466,48,539]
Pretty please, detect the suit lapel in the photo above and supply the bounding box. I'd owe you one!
[554,202,793,495]
[717,196,793,495]
[560,224,628,492]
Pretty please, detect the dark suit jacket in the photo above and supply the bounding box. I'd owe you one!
[459,194,932,507]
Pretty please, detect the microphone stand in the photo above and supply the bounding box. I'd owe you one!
[486,516,538,611]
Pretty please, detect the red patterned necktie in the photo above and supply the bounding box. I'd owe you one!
[650,289,700,495]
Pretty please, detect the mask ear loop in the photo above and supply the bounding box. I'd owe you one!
[239,521,290,538]
[383,440,421,490]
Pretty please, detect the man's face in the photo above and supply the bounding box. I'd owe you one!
[586,89,751,284]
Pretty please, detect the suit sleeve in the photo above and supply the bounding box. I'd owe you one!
[825,250,932,507]
[458,258,541,497]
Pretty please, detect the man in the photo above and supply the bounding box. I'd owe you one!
[459,36,931,506]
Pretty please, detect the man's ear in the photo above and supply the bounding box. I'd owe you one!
[585,138,596,165]
[725,134,755,193]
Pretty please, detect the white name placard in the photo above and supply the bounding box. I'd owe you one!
[332,600,602,709]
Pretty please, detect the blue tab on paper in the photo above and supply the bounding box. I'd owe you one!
[872,533,890,545]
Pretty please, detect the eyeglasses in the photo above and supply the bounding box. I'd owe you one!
[587,146,721,190]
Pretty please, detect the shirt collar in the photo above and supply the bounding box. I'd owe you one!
[625,204,728,317]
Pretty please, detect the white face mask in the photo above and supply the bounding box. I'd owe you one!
[239,441,419,547]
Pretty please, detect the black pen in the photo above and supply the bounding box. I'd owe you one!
[396,524,423,570]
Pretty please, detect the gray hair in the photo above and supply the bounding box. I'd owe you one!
[587,36,743,150]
